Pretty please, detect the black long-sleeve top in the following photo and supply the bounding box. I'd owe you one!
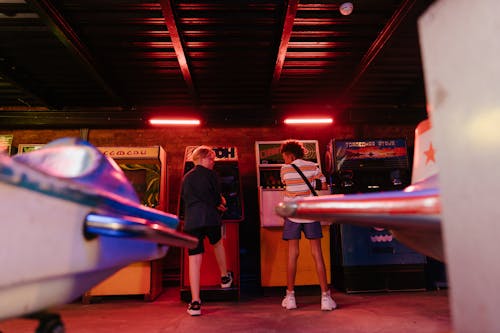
[181,165,223,231]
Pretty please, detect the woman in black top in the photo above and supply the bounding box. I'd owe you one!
[181,145,233,316]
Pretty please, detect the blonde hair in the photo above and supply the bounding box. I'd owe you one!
[191,145,215,165]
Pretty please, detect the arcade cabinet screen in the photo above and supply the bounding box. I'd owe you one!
[332,139,411,192]
[119,163,161,208]
[179,162,243,221]
[259,169,284,189]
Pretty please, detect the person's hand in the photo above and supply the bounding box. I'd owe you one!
[217,195,228,212]
[217,203,228,212]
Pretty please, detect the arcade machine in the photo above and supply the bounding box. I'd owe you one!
[256,140,331,287]
[0,134,13,155]
[179,146,243,302]
[82,146,168,302]
[326,138,427,293]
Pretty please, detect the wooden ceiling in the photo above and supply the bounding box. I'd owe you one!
[0,0,434,128]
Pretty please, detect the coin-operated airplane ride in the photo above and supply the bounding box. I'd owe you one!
[0,138,197,333]
[276,119,443,262]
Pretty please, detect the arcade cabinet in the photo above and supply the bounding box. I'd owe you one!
[82,146,168,302]
[327,138,427,293]
[256,140,331,287]
[0,134,13,155]
[179,146,243,302]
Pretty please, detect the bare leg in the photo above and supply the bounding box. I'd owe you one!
[188,253,203,301]
[309,238,329,293]
[287,239,300,292]
[213,239,228,276]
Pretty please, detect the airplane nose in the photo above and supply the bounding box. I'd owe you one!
[275,201,298,217]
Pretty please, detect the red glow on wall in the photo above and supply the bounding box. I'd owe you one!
[149,118,201,126]
[283,117,333,125]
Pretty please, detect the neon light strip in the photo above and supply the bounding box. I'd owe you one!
[149,119,200,125]
[284,117,333,124]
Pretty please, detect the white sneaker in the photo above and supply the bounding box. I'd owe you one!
[321,291,337,311]
[281,291,297,310]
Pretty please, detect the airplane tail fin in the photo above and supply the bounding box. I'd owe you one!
[411,119,439,185]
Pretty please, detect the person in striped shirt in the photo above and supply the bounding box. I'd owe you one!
[279,139,337,311]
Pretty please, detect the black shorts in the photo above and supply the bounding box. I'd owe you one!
[186,226,222,256]
[282,218,323,240]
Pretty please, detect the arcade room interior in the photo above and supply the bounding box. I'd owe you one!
[1,1,499,332]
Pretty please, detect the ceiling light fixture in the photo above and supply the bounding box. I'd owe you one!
[148,118,201,126]
[284,117,333,125]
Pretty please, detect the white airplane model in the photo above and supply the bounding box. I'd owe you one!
[0,138,197,332]
[276,119,443,262]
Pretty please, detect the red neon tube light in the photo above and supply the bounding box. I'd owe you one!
[284,117,333,125]
[149,118,201,126]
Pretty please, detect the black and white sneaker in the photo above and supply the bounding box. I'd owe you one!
[221,271,233,288]
[187,301,201,316]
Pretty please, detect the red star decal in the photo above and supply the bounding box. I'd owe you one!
[424,142,436,165]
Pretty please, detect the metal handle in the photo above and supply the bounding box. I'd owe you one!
[84,213,198,249]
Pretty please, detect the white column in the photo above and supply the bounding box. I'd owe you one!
[419,1,500,332]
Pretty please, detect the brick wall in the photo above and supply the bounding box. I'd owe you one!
[9,124,416,213]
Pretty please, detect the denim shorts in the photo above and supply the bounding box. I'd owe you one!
[185,225,222,255]
[282,218,323,240]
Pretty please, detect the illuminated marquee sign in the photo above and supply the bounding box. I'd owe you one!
[185,146,238,161]
[98,147,161,159]
[17,144,44,154]
[334,138,408,170]
[256,140,319,165]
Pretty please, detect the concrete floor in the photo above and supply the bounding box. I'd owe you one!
[0,286,451,333]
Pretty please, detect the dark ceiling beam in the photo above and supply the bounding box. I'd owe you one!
[0,58,51,107]
[396,76,426,107]
[346,105,427,124]
[0,110,147,128]
[25,0,125,106]
[0,109,279,128]
[159,0,198,104]
[272,0,299,88]
[341,0,418,98]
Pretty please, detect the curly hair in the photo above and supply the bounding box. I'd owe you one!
[280,139,305,159]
